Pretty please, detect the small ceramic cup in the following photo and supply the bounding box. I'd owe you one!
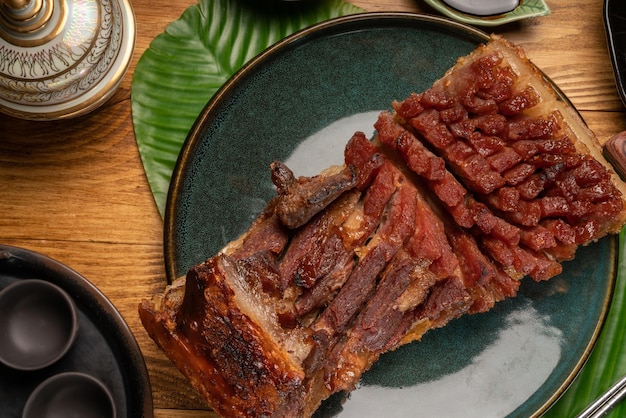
[0,279,78,371]
[22,372,116,418]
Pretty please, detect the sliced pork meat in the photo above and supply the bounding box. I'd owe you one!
[139,35,626,418]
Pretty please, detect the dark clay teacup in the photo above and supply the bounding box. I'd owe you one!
[0,279,78,371]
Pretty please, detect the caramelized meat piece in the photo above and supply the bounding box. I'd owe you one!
[272,161,356,229]
[140,35,626,418]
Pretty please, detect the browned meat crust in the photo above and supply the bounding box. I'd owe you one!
[139,35,626,418]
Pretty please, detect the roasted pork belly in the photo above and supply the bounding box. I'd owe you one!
[139,35,626,418]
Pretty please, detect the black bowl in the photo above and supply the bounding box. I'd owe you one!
[22,372,116,418]
[0,279,78,371]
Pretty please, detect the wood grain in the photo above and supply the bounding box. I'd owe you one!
[1,0,624,416]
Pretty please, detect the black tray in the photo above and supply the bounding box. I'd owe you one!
[0,244,153,418]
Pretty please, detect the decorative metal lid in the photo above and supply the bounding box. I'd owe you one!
[0,0,135,120]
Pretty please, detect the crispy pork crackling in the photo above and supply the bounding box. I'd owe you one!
[139,35,626,418]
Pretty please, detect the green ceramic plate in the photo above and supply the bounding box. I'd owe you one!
[424,0,550,27]
[163,12,616,417]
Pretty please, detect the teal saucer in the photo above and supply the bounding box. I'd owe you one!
[424,0,550,27]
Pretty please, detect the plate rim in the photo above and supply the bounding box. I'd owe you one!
[162,11,616,418]
[0,244,154,418]
[533,238,616,417]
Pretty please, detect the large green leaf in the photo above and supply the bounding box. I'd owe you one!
[545,229,626,418]
[131,0,363,217]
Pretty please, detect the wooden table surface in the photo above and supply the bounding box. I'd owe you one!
[1,0,625,417]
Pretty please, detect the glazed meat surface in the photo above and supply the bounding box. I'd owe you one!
[139,35,626,418]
